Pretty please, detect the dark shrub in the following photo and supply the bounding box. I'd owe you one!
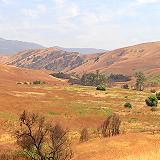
[150,107,158,112]
[79,128,89,143]
[96,84,106,91]
[150,89,156,93]
[124,102,132,109]
[16,82,23,85]
[33,80,45,85]
[122,84,129,89]
[109,74,131,82]
[145,95,158,107]
[156,92,160,100]
[50,72,71,79]
[99,113,121,137]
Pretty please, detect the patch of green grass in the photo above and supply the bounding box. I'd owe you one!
[0,112,17,121]
[70,102,91,117]
[128,117,139,123]
[131,125,144,130]
[62,86,94,92]
[92,107,113,116]
[48,111,60,116]
[69,100,113,117]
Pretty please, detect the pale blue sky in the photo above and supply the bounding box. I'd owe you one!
[0,0,159,49]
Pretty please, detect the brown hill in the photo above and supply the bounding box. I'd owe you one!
[69,41,160,75]
[2,41,160,75]
[4,48,99,72]
[0,56,9,64]
[0,64,66,85]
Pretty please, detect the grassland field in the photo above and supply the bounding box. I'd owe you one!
[1,79,160,159]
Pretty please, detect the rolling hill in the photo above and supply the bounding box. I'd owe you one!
[4,47,99,72]
[0,38,44,55]
[68,41,160,75]
[0,64,66,85]
[1,41,160,76]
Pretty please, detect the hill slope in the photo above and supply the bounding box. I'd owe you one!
[2,41,160,75]
[0,64,66,85]
[4,48,99,72]
[0,56,9,64]
[69,42,160,75]
[0,38,44,55]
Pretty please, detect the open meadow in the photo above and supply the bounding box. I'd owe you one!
[1,65,160,160]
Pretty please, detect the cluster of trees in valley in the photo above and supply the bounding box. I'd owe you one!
[51,71,131,87]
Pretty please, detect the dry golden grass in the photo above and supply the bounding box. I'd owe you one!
[1,65,160,159]
[119,150,160,160]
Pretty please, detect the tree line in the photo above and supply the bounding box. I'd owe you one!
[51,71,131,87]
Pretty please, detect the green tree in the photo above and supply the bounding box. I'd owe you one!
[145,95,158,107]
[156,92,160,100]
[81,73,97,86]
[135,72,145,91]
[81,71,107,86]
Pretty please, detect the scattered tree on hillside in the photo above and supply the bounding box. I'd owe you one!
[135,72,145,91]
[99,114,121,137]
[145,95,158,107]
[79,128,89,143]
[15,111,73,160]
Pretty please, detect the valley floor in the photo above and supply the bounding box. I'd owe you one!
[1,65,160,159]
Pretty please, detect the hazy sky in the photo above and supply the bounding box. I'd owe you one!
[0,0,159,50]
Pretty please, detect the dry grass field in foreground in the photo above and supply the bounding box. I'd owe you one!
[1,65,160,159]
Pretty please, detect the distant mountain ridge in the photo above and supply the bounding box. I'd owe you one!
[0,38,44,55]
[54,46,106,54]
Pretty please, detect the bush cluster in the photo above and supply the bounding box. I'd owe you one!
[145,95,158,107]
[156,92,160,100]
[122,84,129,89]
[124,102,132,109]
[96,84,106,91]
[33,80,45,85]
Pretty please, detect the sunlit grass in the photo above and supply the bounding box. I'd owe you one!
[118,150,160,160]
